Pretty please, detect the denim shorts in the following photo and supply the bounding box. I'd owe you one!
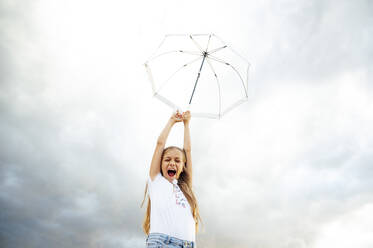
[146,232,195,248]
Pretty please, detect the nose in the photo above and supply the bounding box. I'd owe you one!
[168,163,176,169]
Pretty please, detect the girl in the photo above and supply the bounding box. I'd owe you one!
[141,110,201,248]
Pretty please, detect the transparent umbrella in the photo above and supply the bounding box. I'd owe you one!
[144,33,251,119]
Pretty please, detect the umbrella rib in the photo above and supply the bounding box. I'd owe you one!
[146,35,168,62]
[179,50,202,56]
[205,58,222,117]
[212,34,251,64]
[208,45,228,55]
[205,34,212,53]
[207,55,248,97]
[206,54,227,64]
[148,50,201,62]
[189,35,204,53]
[144,63,156,93]
[156,56,203,93]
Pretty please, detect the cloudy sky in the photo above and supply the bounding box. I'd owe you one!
[1,0,373,247]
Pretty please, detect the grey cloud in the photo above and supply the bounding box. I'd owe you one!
[252,0,373,85]
[1,0,373,247]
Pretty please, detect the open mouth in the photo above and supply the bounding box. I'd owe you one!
[167,169,176,177]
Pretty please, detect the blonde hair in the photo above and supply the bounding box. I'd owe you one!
[141,146,202,235]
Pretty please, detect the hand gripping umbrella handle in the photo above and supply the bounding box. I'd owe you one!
[173,104,192,118]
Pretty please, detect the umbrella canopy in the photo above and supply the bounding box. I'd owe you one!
[144,34,251,119]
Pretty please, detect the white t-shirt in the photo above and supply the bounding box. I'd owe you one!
[148,172,195,242]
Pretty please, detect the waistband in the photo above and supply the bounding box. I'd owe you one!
[147,232,195,248]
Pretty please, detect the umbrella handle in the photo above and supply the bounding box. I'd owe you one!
[174,104,192,117]
[185,104,192,117]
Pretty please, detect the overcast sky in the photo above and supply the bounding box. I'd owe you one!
[1,0,373,247]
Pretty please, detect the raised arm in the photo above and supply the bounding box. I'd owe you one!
[182,111,192,186]
[149,111,182,181]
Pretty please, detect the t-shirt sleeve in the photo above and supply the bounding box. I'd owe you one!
[148,172,162,197]
[148,172,162,183]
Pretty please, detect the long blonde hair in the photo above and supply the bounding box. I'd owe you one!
[141,146,202,235]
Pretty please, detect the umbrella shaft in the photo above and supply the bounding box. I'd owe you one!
[189,54,207,105]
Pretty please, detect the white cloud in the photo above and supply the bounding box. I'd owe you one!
[314,203,373,248]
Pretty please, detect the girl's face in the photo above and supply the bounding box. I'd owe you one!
[161,148,185,183]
